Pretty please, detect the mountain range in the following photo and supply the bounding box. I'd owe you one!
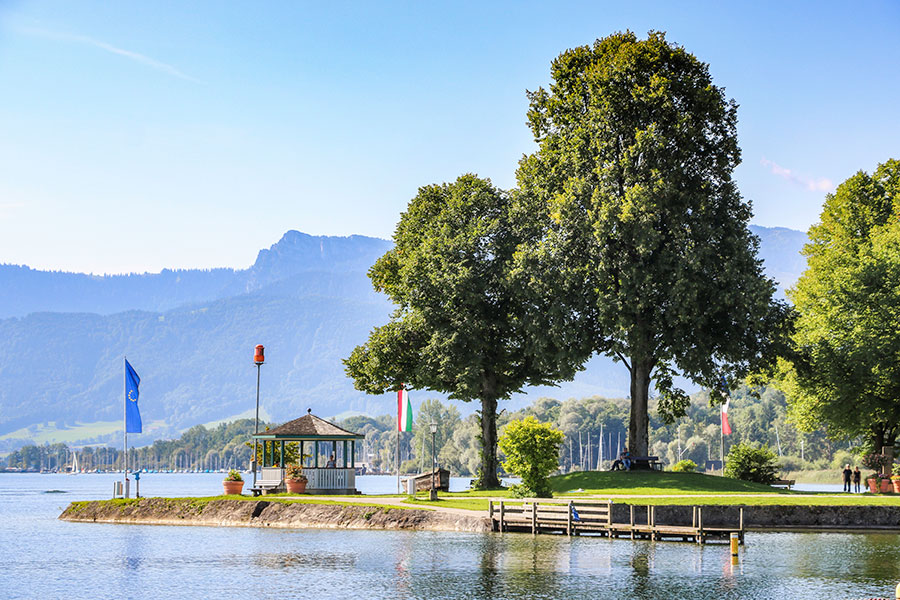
[0,226,808,449]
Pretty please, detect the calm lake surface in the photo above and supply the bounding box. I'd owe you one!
[1,473,898,600]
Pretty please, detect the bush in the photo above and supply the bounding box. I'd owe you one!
[724,443,779,484]
[862,453,892,472]
[498,417,564,498]
[671,459,697,473]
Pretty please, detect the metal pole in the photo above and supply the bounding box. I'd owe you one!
[123,356,129,498]
[430,425,437,501]
[253,363,260,489]
[396,429,401,494]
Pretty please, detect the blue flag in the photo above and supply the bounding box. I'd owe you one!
[125,359,142,433]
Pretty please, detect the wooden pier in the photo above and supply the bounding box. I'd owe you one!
[488,500,744,544]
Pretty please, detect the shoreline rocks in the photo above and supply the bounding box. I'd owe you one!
[59,498,491,532]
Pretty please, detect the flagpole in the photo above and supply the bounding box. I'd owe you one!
[123,356,128,497]
[720,402,725,475]
[396,387,400,494]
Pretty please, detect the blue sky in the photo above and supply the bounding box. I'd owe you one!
[0,1,898,274]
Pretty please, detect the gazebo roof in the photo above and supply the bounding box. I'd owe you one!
[252,412,364,440]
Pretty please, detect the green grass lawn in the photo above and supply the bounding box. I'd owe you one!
[405,493,900,512]
[71,495,426,511]
[549,470,796,495]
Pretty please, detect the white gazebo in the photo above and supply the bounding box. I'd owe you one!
[251,411,364,495]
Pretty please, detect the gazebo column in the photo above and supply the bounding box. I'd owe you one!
[343,440,348,468]
[280,440,285,468]
[315,441,320,468]
[351,440,355,468]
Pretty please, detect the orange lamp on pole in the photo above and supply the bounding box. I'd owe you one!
[252,344,265,488]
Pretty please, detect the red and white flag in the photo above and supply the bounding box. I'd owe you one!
[398,387,413,432]
[721,397,732,436]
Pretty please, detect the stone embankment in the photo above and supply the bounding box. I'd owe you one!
[59,498,491,532]
[608,503,900,531]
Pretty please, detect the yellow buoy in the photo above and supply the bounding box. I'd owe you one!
[895,580,899,599]
[730,532,739,557]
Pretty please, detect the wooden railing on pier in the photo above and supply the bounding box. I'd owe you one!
[488,500,744,544]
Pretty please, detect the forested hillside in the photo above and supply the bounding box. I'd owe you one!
[0,225,807,450]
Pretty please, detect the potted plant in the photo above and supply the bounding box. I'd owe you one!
[891,475,900,494]
[865,473,880,493]
[223,469,244,495]
[285,464,308,494]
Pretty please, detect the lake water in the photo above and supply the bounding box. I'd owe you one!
[2,473,899,600]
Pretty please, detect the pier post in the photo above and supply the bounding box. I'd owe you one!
[489,501,494,531]
[630,505,635,540]
[531,502,538,534]
[499,501,505,532]
[697,507,704,544]
[567,501,573,536]
[739,507,744,544]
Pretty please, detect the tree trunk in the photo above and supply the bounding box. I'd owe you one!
[883,430,897,477]
[628,359,652,456]
[476,395,501,489]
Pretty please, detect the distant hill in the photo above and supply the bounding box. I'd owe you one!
[749,225,808,297]
[0,226,808,449]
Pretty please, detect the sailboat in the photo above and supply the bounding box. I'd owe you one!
[67,450,80,475]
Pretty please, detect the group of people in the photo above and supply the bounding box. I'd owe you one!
[842,464,862,492]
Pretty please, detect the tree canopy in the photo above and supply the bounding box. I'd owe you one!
[781,159,900,455]
[515,31,784,455]
[344,174,584,488]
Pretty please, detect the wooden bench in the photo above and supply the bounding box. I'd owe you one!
[250,467,284,496]
[632,456,662,471]
[611,455,662,470]
[771,478,795,490]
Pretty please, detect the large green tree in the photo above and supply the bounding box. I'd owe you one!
[344,175,584,488]
[781,159,900,458]
[515,31,784,455]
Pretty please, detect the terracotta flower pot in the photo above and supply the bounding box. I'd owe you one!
[867,479,879,493]
[223,480,244,495]
[892,479,900,494]
[286,479,307,494]
[881,479,894,493]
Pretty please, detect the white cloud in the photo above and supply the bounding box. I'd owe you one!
[17,26,202,84]
[761,157,833,193]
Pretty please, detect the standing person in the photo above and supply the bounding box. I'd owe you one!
[852,466,861,493]
[842,464,853,492]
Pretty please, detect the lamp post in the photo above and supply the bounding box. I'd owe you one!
[429,421,438,501]
[252,344,265,489]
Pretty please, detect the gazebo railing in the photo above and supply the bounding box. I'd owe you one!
[305,467,355,491]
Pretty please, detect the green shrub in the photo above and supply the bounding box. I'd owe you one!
[672,459,697,473]
[724,443,779,484]
[224,468,243,482]
[498,417,564,498]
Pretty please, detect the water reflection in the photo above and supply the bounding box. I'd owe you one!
[5,474,900,600]
[254,551,357,571]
